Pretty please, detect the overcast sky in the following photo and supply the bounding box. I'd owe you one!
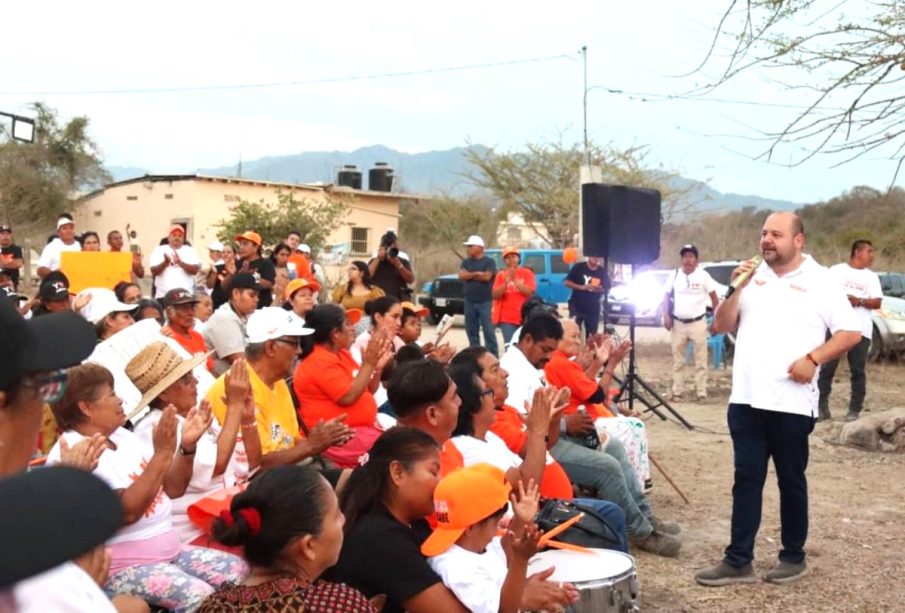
[1,0,895,203]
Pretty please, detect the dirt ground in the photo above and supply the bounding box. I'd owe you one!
[433,319,905,612]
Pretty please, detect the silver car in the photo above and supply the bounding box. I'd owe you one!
[870,296,905,360]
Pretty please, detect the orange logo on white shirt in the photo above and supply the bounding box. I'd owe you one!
[130,459,165,518]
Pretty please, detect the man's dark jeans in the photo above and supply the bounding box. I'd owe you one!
[724,403,815,568]
[569,306,600,338]
[817,335,871,414]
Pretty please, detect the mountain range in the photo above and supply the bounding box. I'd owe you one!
[106,144,801,214]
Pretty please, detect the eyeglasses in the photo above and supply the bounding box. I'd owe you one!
[18,370,68,404]
[274,337,300,349]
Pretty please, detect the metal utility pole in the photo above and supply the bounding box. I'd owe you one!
[580,45,590,167]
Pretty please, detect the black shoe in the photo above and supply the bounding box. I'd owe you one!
[845,411,860,422]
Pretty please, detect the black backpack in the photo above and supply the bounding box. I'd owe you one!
[534,498,625,552]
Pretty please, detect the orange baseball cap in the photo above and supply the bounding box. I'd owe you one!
[345,308,363,325]
[285,277,321,301]
[168,224,185,236]
[400,300,429,318]
[502,246,520,259]
[420,463,511,557]
[234,231,262,246]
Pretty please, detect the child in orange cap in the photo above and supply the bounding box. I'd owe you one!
[421,464,541,613]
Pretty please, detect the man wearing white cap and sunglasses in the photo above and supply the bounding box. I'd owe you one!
[36,216,81,279]
[460,235,499,356]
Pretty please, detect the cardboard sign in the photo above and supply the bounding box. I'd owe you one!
[60,251,132,293]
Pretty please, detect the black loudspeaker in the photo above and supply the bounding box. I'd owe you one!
[581,183,661,264]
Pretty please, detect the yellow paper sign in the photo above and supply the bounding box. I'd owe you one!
[60,251,133,293]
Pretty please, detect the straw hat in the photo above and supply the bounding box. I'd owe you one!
[125,341,211,416]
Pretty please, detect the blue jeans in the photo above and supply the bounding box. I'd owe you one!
[572,498,628,553]
[724,403,814,567]
[465,300,498,355]
[497,322,519,346]
[550,436,653,538]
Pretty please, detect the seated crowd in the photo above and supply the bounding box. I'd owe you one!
[0,229,682,613]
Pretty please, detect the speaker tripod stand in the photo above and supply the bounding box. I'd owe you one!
[611,309,693,430]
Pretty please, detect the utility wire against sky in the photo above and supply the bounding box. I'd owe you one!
[0,54,576,97]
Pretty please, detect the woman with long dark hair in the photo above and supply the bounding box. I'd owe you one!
[269,242,293,308]
[329,427,468,613]
[331,261,384,333]
[200,465,377,612]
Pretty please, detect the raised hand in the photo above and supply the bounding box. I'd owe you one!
[509,522,542,561]
[224,358,252,414]
[59,433,107,472]
[307,415,355,454]
[363,328,393,368]
[524,386,561,435]
[152,405,179,458]
[511,478,540,524]
[181,401,213,449]
[427,343,456,364]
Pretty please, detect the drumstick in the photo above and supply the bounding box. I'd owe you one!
[538,513,584,547]
[545,540,594,554]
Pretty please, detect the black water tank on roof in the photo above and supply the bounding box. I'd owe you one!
[369,162,394,192]
[337,165,362,189]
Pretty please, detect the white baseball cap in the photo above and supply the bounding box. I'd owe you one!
[207,240,224,252]
[298,243,311,254]
[246,307,314,343]
[56,217,74,229]
[77,288,137,324]
[463,235,485,247]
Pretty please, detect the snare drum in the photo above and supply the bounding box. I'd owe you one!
[527,548,640,612]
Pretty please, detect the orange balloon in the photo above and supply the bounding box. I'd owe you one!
[562,247,578,264]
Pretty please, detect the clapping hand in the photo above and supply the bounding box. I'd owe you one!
[511,478,540,525]
[59,433,107,472]
[307,415,355,454]
[509,522,542,562]
[152,405,179,458]
[181,401,213,450]
[363,327,394,369]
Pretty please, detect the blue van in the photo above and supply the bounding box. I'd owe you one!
[418,248,569,324]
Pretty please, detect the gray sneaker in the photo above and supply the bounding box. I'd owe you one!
[845,411,860,422]
[633,530,681,557]
[649,515,681,535]
[764,561,809,584]
[695,561,757,587]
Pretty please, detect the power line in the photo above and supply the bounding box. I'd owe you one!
[0,53,576,97]
[588,85,851,112]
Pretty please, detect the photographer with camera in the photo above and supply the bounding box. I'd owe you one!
[368,229,415,301]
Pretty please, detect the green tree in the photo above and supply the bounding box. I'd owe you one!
[464,141,686,248]
[701,1,905,169]
[215,190,349,252]
[0,102,109,230]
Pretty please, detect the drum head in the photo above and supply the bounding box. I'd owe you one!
[527,548,634,583]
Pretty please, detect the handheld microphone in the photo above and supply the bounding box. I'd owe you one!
[725,255,763,298]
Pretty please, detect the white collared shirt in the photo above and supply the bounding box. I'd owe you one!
[730,256,859,417]
[499,345,546,414]
[668,267,718,319]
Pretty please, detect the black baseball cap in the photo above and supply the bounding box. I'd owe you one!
[228,272,262,293]
[0,224,11,233]
[0,466,123,587]
[0,287,26,302]
[163,288,199,308]
[680,244,699,258]
[39,271,71,301]
[0,300,96,391]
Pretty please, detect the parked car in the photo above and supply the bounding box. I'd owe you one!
[605,269,671,326]
[877,272,905,299]
[418,248,570,324]
[869,295,905,360]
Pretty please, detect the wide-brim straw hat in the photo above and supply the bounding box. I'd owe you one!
[125,340,212,419]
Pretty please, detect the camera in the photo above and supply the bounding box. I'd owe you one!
[388,247,399,258]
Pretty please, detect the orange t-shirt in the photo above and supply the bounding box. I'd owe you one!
[490,405,574,500]
[169,328,213,372]
[492,267,537,325]
[544,350,613,418]
[293,344,378,429]
[288,253,312,282]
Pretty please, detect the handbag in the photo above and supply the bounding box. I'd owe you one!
[534,498,625,552]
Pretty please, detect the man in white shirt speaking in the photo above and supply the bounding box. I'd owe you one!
[662,244,719,401]
[817,240,882,422]
[696,212,860,587]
